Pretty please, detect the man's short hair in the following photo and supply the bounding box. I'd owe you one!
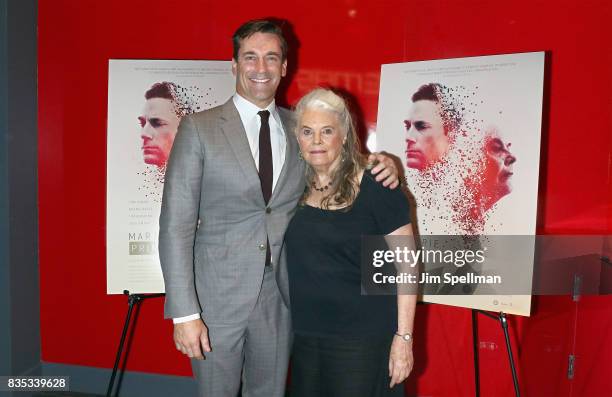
[411,83,440,103]
[411,83,462,134]
[144,81,200,118]
[145,81,176,101]
[232,19,288,61]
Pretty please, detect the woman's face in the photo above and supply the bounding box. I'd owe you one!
[297,107,346,172]
[482,129,516,202]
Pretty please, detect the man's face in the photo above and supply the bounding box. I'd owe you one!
[138,97,180,167]
[232,32,287,108]
[404,100,450,171]
[482,130,516,200]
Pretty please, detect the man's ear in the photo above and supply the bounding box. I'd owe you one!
[281,60,287,77]
[231,58,238,76]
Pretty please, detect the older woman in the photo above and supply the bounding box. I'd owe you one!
[285,88,417,397]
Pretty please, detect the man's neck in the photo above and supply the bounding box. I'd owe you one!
[234,93,275,110]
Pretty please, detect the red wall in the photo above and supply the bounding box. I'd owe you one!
[38,1,612,396]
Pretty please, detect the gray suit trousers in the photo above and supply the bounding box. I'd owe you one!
[191,268,291,397]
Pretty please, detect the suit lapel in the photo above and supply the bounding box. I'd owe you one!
[219,100,261,190]
[270,108,298,203]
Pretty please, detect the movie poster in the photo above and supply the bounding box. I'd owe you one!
[376,52,544,315]
[106,59,235,294]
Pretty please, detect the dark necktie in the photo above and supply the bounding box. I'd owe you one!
[258,110,272,267]
[258,110,272,204]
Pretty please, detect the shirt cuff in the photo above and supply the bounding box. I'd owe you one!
[172,313,200,324]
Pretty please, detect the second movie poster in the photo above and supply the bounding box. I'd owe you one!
[376,52,545,315]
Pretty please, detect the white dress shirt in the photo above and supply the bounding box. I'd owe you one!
[233,93,287,190]
[173,94,287,324]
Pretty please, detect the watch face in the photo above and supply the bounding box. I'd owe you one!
[396,332,412,341]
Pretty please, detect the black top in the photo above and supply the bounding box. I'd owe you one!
[285,171,411,337]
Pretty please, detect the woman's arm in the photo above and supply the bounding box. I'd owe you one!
[385,224,417,388]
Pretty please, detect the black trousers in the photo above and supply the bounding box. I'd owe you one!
[290,333,405,397]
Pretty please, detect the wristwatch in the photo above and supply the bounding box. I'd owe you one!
[395,332,413,342]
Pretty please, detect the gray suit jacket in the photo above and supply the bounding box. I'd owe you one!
[159,99,304,323]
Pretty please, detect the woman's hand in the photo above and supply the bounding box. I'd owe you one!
[389,335,414,387]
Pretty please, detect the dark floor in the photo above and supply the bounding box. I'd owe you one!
[32,392,292,397]
[33,393,103,397]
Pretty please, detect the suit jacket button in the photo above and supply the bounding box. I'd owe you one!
[266,207,272,214]
[259,244,266,251]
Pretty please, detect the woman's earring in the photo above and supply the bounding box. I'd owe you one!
[298,151,303,160]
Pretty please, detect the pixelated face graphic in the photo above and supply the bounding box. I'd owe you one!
[404,100,450,171]
[138,97,180,167]
[482,129,516,201]
[232,32,287,108]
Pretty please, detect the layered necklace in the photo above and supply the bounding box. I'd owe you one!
[311,179,332,192]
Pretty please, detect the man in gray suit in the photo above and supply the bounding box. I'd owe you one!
[159,19,398,397]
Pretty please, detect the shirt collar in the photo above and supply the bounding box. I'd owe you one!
[233,93,282,128]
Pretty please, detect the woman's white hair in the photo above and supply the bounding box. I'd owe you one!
[293,87,365,209]
[294,88,353,138]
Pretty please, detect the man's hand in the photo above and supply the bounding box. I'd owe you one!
[173,318,211,360]
[368,152,400,189]
[388,336,413,387]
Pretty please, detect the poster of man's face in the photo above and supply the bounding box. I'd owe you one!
[377,54,543,236]
[136,81,199,172]
[106,60,235,294]
[404,99,450,171]
[400,82,521,234]
[139,95,180,167]
[375,53,544,315]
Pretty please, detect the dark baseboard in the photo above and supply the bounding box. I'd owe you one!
[40,362,197,397]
